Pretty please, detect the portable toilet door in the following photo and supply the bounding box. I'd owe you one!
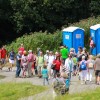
[90,24,100,55]
[62,28,73,51]
[96,27,100,54]
[73,27,84,53]
[62,27,84,53]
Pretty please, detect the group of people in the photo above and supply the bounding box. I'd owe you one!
[0,40,100,95]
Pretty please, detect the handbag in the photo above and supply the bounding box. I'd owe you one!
[51,64,55,69]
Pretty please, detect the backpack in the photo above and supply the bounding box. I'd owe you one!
[80,61,87,70]
[88,60,94,69]
[53,79,66,95]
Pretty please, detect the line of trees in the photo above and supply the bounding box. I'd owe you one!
[0,0,100,44]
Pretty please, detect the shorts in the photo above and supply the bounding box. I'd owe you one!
[95,70,100,77]
[1,58,6,64]
[9,59,15,64]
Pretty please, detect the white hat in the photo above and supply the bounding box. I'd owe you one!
[46,50,49,53]
[28,50,32,53]
[82,56,85,59]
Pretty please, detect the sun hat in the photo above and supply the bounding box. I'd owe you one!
[28,50,32,53]
[82,55,85,59]
[46,50,49,53]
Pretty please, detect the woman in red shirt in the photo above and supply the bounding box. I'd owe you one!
[53,55,61,78]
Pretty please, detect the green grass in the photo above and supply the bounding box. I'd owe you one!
[56,88,100,100]
[0,82,47,100]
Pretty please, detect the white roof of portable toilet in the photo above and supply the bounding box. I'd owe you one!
[90,24,100,30]
[62,26,84,32]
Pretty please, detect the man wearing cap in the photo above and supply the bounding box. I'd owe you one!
[27,50,34,77]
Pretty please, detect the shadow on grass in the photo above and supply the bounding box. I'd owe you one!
[0,75,6,79]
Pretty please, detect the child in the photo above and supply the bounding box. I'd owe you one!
[42,65,49,85]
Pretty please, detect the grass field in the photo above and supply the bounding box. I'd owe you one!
[56,87,100,100]
[0,82,47,100]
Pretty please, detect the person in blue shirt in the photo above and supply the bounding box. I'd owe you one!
[16,51,22,78]
[42,65,49,85]
[8,49,15,71]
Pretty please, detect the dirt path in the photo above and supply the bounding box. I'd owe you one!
[0,67,100,100]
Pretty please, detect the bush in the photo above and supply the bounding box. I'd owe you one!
[6,30,62,53]
[6,15,100,53]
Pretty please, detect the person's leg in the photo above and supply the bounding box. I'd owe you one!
[47,66,51,79]
[53,70,56,78]
[16,65,21,77]
[97,71,100,85]
[83,70,87,83]
[46,77,49,85]
[43,78,45,85]
[28,62,32,77]
[81,71,84,84]
[89,69,93,82]
[69,71,72,79]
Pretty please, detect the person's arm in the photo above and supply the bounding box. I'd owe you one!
[17,55,21,61]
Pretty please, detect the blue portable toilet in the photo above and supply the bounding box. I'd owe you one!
[62,26,84,53]
[90,24,100,55]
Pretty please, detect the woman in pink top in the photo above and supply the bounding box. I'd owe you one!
[89,37,94,55]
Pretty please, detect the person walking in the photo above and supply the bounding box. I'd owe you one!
[87,55,95,83]
[8,49,15,71]
[0,46,7,70]
[37,51,44,78]
[52,54,61,78]
[79,56,87,84]
[47,51,55,79]
[65,54,74,79]
[94,54,100,85]
[60,45,69,64]
[16,51,22,78]
[27,50,34,77]
[42,65,49,85]
[21,51,28,78]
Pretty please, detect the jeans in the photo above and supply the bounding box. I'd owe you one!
[43,77,49,85]
[16,65,21,77]
[90,47,93,55]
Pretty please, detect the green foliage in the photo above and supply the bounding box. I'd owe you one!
[0,82,46,100]
[71,15,100,48]
[6,15,100,53]
[6,30,62,53]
